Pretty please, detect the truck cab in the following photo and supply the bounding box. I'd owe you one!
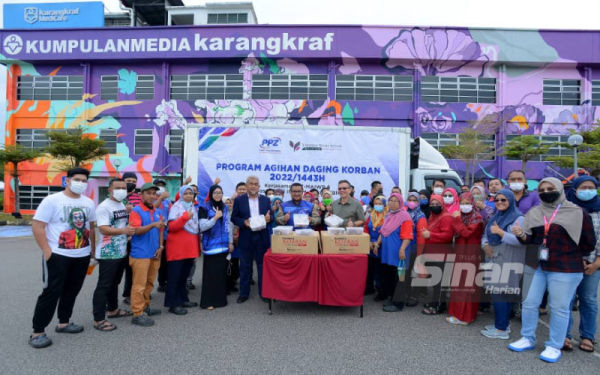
[409,137,463,192]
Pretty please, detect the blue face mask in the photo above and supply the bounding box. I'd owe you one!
[420,199,429,206]
[577,189,598,201]
[182,201,193,209]
[373,205,384,213]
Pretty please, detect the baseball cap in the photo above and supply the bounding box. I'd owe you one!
[153,178,166,185]
[140,183,159,192]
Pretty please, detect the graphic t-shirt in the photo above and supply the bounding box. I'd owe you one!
[96,198,128,259]
[33,191,97,258]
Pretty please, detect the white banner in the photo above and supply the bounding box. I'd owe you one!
[196,127,401,199]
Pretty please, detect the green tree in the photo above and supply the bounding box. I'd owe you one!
[45,127,108,171]
[0,144,44,212]
[500,135,552,171]
[547,123,600,177]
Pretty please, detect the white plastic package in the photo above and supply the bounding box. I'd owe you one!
[293,213,310,228]
[295,229,315,236]
[327,227,346,235]
[249,215,267,232]
[273,226,294,235]
[325,214,344,228]
[346,227,363,235]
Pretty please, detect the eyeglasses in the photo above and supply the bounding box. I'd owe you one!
[291,190,303,194]
[494,198,508,203]
[213,192,223,195]
[338,187,349,190]
[443,195,453,198]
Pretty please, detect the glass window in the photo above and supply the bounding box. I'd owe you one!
[251,74,328,100]
[207,13,249,24]
[17,75,83,101]
[99,128,117,154]
[134,129,153,155]
[419,76,497,104]
[136,75,154,100]
[19,185,64,210]
[543,79,580,105]
[169,129,185,156]
[334,75,413,102]
[100,75,119,100]
[170,74,244,100]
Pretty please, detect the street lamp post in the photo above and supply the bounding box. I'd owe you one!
[113,158,122,178]
[567,134,584,178]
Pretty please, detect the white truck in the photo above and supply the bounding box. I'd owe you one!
[182,124,462,197]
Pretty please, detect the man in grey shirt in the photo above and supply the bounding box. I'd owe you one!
[330,180,365,228]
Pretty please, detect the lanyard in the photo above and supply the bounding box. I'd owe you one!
[542,204,561,245]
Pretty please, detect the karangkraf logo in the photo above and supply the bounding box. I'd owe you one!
[24,7,39,24]
[3,35,23,55]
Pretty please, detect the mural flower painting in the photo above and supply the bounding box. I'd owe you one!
[417,105,464,133]
[503,104,545,135]
[154,100,186,129]
[544,101,596,135]
[195,100,255,125]
[384,28,491,76]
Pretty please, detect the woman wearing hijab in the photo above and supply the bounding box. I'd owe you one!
[446,192,485,325]
[199,185,233,310]
[480,189,526,339]
[564,176,600,353]
[442,187,460,214]
[319,191,334,229]
[303,191,316,203]
[164,185,200,315]
[421,195,455,315]
[471,185,494,223]
[375,193,413,312]
[510,177,596,363]
[363,195,387,300]
[418,189,431,219]
[405,192,428,307]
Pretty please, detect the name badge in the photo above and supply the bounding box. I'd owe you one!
[538,245,549,261]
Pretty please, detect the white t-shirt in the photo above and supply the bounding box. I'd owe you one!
[33,192,97,258]
[95,198,128,259]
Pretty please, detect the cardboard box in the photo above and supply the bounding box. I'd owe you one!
[271,231,320,255]
[320,232,370,255]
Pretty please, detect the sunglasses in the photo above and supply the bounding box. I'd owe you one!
[494,198,508,203]
[443,195,454,198]
[338,187,349,190]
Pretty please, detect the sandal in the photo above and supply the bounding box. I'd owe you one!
[446,316,468,326]
[94,320,117,332]
[539,308,548,316]
[562,338,574,352]
[579,338,595,353]
[107,309,133,319]
[422,306,444,315]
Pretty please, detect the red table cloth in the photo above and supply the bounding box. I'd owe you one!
[318,254,368,307]
[262,250,319,302]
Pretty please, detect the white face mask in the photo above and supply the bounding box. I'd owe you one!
[509,182,524,192]
[70,181,88,195]
[433,187,444,195]
[112,189,127,201]
[460,204,473,214]
[443,196,454,205]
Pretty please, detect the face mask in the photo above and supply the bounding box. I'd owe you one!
[430,206,443,215]
[473,195,484,202]
[577,189,598,201]
[509,182,524,192]
[489,193,497,197]
[539,191,561,204]
[323,198,332,206]
[112,189,127,201]
[157,187,165,195]
[268,195,274,199]
[373,205,384,213]
[460,204,473,214]
[126,183,136,193]
[70,181,88,195]
[443,196,454,205]
[182,201,193,209]
[433,187,444,195]
[378,189,383,194]
[407,201,419,210]
[420,199,429,206]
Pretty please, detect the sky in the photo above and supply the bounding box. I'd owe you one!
[2,0,600,146]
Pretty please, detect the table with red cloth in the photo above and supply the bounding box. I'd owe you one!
[262,249,368,315]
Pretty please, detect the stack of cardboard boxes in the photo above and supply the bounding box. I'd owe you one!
[272,231,370,255]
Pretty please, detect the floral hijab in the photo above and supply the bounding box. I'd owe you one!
[459,192,484,227]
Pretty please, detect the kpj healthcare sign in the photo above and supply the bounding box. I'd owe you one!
[3,2,104,29]
[195,127,400,198]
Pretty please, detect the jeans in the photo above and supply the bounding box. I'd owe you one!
[521,266,583,349]
[92,258,127,321]
[567,269,600,341]
[240,233,266,298]
[491,293,511,331]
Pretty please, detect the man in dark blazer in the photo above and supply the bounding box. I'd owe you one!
[231,176,272,303]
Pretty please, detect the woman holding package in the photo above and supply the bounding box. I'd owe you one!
[377,193,413,312]
[164,185,200,316]
[509,177,595,363]
[199,184,234,310]
[480,189,526,339]
[363,195,387,300]
[404,192,428,307]
[563,176,600,353]
[421,194,455,315]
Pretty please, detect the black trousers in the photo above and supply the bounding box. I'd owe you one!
[382,263,408,306]
[32,253,89,333]
[164,259,194,308]
[227,257,240,291]
[157,244,169,287]
[366,256,383,294]
[122,241,133,298]
[92,258,128,321]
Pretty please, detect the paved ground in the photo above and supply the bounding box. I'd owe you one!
[1,236,599,375]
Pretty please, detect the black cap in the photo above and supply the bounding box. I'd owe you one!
[153,178,166,185]
[122,172,137,180]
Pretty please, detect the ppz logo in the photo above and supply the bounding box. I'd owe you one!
[24,7,39,24]
[260,137,281,149]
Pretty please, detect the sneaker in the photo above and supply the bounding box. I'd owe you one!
[55,322,84,334]
[157,285,166,293]
[485,324,511,333]
[180,301,198,308]
[168,307,188,316]
[186,281,196,290]
[481,328,510,340]
[131,313,154,327]
[143,307,162,316]
[540,346,562,363]
[508,337,535,352]
[383,303,404,312]
[29,334,52,349]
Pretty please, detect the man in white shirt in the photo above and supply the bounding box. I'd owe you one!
[29,168,97,349]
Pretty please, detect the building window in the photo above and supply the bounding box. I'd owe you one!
[335,75,412,101]
[99,129,118,154]
[421,76,496,103]
[251,74,328,100]
[16,129,73,150]
[100,75,119,100]
[543,79,580,106]
[171,14,194,25]
[17,75,83,101]
[207,13,248,24]
[169,129,184,156]
[170,74,244,100]
[19,185,64,210]
[505,135,573,161]
[136,75,155,100]
[134,129,153,155]
[421,132,496,160]
[591,80,600,106]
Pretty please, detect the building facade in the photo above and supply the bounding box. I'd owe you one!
[1,25,598,213]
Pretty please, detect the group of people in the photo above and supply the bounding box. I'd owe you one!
[26,168,600,364]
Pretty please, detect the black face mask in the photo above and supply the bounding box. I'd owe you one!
[378,189,383,194]
[539,191,561,204]
[430,206,443,215]
[126,183,136,193]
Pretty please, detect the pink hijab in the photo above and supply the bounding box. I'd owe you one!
[380,193,411,237]
[442,187,460,214]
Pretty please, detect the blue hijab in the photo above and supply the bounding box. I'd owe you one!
[566,176,600,213]
[485,189,522,246]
